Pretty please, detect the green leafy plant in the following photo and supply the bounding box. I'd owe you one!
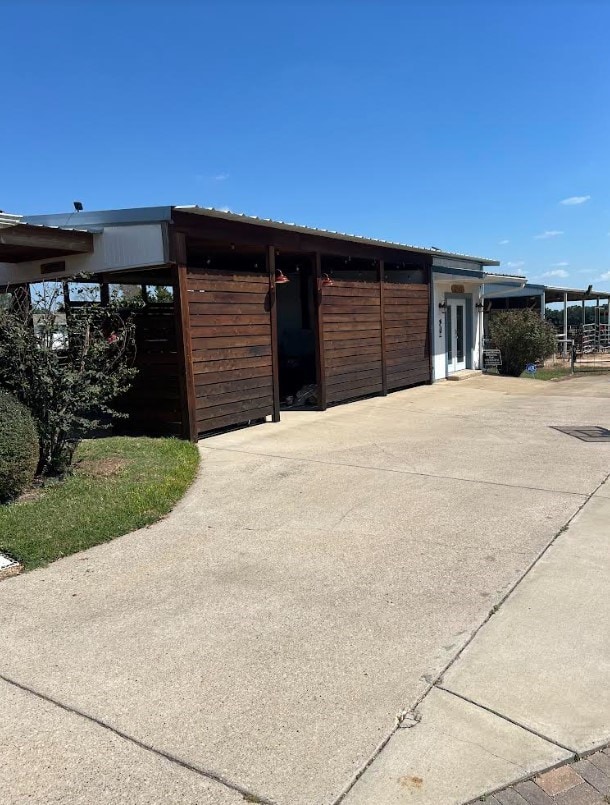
[489,309,557,377]
[0,281,137,476]
[0,391,39,502]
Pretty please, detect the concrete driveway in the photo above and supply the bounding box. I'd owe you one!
[1,375,610,805]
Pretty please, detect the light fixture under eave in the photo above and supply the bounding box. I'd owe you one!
[321,273,334,287]
[275,268,290,284]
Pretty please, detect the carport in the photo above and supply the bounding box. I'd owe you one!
[2,206,497,439]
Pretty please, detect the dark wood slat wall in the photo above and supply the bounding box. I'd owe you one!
[118,308,183,436]
[321,280,384,404]
[383,282,430,390]
[186,268,275,435]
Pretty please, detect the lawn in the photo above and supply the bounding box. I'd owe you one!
[0,436,199,571]
[520,365,610,380]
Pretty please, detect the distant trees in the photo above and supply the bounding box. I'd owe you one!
[545,304,608,329]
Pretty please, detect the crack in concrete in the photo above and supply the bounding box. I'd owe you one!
[330,469,610,805]
[435,685,576,754]
[0,673,278,805]
[201,445,593,498]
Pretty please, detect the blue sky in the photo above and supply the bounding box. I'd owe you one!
[2,1,610,291]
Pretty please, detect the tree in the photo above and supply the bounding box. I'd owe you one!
[0,281,137,476]
[489,310,557,377]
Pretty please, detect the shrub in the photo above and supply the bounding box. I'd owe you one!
[489,309,557,377]
[0,281,137,476]
[0,391,39,502]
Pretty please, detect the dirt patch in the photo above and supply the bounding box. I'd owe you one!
[77,457,130,478]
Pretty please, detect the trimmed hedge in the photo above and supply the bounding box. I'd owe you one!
[0,391,39,502]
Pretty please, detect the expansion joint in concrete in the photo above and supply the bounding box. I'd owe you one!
[0,672,278,805]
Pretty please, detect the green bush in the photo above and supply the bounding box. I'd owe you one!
[489,309,557,377]
[0,391,39,502]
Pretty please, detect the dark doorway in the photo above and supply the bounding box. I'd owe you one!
[275,254,318,407]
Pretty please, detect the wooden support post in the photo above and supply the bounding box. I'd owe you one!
[563,291,568,357]
[378,259,387,395]
[313,252,327,410]
[267,245,281,423]
[100,282,110,307]
[427,270,434,384]
[172,233,198,442]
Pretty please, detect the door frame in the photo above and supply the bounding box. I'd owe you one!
[444,293,473,376]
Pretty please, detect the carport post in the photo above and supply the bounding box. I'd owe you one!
[596,298,600,349]
[378,259,387,396]
[267,245,281,423]
[563,291,568,357]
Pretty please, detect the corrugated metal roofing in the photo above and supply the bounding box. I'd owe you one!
[175,205,500,266]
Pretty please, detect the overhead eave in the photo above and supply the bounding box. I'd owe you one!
[0,223,95,263]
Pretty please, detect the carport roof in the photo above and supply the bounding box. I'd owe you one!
[0,213,95,263]
[23,205,501,266]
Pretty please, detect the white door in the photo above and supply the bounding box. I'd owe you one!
[447,299,467,373]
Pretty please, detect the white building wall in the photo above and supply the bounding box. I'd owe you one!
[432,275,483,381]
[0,224,167,285]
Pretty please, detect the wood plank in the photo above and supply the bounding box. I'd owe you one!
[385,331,427,345]
[187,280,269,294]
[188,302,267,315]
[198,399,271,422]
[323,285,380,298]
[385,324,429,336]
[383,283,429,293]
[323,313,381,323]
[193,364,273,386]
[323,303,382,314]
[327,367,382,387]
[327,358,383,374]
[188,313,270,326]
[385,352,428,367]
[387,358,430,373]
[197,376,273,396]
[192,345,272,362]
[324,322,381,333]
[196,386,273,410]
[193,356,272,375]
[323,292,380,304]
[327,382,383,402]
[325,344,381,359]
[325,336,381,349]
[191,335,271,350]
[189,324,271,338]
[197,406,271,434]
[187,290,270,305]
[187,270,269,285]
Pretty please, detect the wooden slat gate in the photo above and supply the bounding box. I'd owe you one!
[321,279,384,404]
[187,269,275,435]
[383,282,430,390]
[117,308,183,436]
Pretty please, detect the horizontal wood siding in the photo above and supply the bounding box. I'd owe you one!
[118,308,183,435]
[187,269,274,434]
[321,280,383,404]
[383,282,430,389]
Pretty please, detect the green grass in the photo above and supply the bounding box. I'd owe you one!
[0,436,199,571]
[520,365,610,380]
[520,366,574,380]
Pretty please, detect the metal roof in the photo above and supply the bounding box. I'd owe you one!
[175,205,500,265]
[24,206,499,264]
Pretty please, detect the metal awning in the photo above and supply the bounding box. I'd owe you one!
[544,285,609,303]
[0,222,95,264]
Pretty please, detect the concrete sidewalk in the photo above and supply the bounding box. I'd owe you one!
[1,375,609,804]
[343,477,610,804]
